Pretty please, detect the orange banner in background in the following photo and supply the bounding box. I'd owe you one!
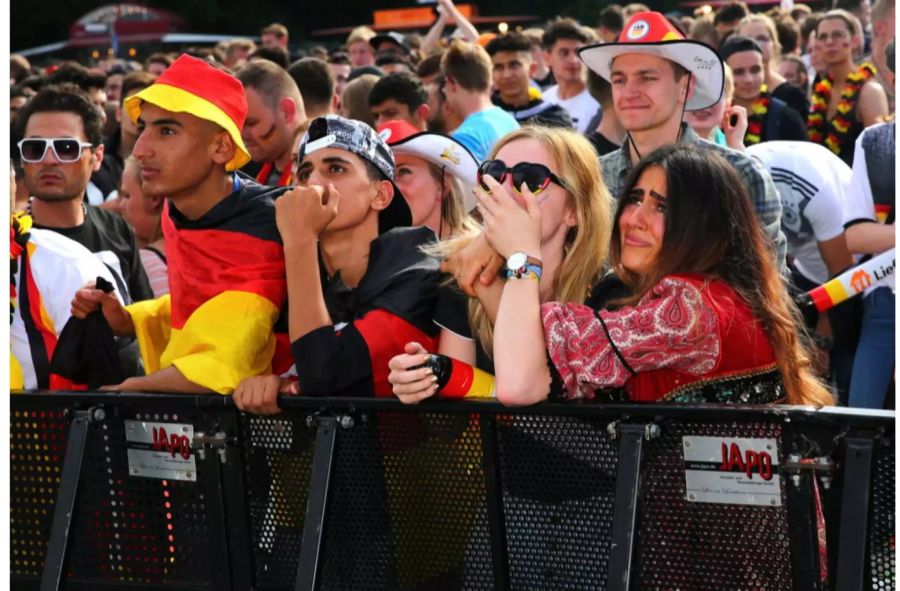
[374,4,476,27]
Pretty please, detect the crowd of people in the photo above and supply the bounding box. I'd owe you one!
[9,0,896,411]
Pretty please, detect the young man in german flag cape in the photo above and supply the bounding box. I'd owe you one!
[234,115,442,413]
[71,54,292,393]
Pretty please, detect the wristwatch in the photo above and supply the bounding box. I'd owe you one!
[504,252,543,280]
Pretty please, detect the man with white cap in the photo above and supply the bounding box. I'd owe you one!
[580,11,786,268]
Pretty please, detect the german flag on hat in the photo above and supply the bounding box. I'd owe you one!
[579,12,724,111]
[124,54,251,170]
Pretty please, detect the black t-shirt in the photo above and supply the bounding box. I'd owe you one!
[771,82,810,123]
[761,97,808,143]
[586,131,621,157]
[35,205,153,304]
[433,284,496,374]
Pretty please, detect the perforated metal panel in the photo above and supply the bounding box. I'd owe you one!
[65,408,213,587]
[316,411,491,591]
[868,436,895,591]
[241,412,316,591]
[634,420,791,590]
[10,405,70,579]
[495,414,618,590]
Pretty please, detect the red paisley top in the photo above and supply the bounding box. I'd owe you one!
[542,274,777,402]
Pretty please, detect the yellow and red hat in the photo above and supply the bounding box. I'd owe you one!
[578,11,724,111]
[123,54,251,170]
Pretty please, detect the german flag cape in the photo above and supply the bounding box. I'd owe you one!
[11,213,122,390]
[126,176,289,394]
[292,227,442,397]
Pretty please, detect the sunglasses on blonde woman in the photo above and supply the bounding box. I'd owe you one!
[477,159,571,196]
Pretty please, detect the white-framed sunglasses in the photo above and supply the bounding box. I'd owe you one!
[17,138,94,163]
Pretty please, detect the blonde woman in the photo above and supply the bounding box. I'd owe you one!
[388,126,612,399]
[737,13,810,119]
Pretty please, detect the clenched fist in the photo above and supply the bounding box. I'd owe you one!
[276,182,341,245]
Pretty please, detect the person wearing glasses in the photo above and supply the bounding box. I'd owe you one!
[15,83,153,307]
[387,126,612,401]
[736,13,810,121]
[439,11,786,302]
[485,144,833,406]
[807,10,888,165]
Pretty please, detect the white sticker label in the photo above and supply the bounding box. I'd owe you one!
[626,19,650,40]
[125,420,196,482]
[683,436,781,506]
[304,133,337,154]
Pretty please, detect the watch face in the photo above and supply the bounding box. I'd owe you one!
[507,252,527,270]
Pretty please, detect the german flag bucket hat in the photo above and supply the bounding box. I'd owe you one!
[124,54,251,170]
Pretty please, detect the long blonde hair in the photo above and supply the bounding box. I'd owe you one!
[421,162,480,238]
[437,127,613,358]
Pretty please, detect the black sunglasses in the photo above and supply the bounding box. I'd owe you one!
[478,159,570,196]
[18,138,94,163]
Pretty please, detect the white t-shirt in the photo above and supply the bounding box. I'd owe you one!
[542,86,600,135]
[747,141,849,284]
[843,122,896,294]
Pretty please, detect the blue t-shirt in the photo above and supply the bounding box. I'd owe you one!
[452,107,520,162]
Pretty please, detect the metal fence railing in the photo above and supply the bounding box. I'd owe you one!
[10,392,895,591]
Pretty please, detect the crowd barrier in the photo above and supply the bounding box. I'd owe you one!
[10,391,895,591]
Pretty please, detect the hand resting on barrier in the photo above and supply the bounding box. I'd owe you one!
[233,374,300,414]
[388,342,440,404]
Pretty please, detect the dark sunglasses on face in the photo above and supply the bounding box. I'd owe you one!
[478,159,570,196]
[18,138,94,163]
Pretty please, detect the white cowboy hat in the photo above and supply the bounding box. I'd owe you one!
[578,11,724,111]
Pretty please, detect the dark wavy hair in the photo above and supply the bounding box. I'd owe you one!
[609,144,832,406]
[14,83,104,146]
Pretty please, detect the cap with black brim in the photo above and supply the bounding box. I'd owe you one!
[299,115,412,234]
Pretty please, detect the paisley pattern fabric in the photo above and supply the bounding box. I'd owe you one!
[542,277,720,400]
[543,275,781,402]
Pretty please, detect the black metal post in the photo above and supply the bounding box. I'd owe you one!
[294,416,338,591]
[784,431,822,591]
[196,415,234,591]
[480,414,510,591]
[218,411,255,591]
[606,423,647,591]
[835,436,874,591]
[40,409,91,591]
